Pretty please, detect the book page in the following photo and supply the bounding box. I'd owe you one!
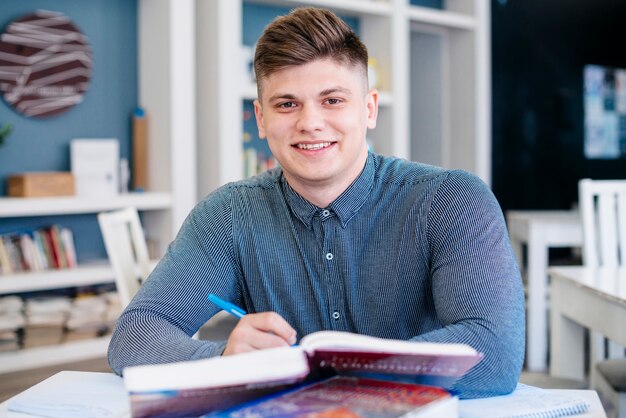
[301,331,482,380]
[301,331,479,355]
[124,345,309,392]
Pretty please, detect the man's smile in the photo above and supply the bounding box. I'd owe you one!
[294,142,334,150]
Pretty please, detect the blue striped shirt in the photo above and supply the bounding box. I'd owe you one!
[108,152,525,399]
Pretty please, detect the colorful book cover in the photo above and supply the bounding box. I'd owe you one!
[41,228,60,269]
[49,225,67,269]
[129,378,305,418]
[33,230,54,270]
[207,376,457,418]
[60,227,77,268]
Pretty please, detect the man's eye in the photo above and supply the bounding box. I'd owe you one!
[326,98,341,105]
[278,101,296,109]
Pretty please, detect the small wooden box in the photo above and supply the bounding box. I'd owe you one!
[7,172,75,197]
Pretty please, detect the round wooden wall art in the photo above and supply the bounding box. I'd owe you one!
[0,10,93,118]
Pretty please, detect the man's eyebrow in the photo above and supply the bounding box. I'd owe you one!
[320,87,352,96]
[268,93,297,102]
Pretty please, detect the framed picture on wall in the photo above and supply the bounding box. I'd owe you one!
[583,64,626,159]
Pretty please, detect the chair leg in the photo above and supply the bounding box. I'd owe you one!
[618,391,626,418]
[594,365,623,418]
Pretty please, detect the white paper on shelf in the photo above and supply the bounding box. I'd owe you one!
[71,138,120,197]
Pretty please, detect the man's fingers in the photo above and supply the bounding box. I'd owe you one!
[222,312,297,356]
[250,312,297,345]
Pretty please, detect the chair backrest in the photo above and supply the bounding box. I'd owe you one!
[578,179,626,267]
[98,207,152,307]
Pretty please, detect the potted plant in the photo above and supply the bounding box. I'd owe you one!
[0,123,12,146]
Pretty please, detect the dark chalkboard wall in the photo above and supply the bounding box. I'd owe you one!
[491,0,626,212]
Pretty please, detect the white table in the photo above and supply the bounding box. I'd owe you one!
[550,266,626,381]
[0,371,607,417]
[506,210,583,372]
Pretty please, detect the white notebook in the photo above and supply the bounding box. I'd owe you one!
[8,371,129,418]
[459,383,590,418]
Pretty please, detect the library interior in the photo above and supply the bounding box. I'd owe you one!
[0,1,625,417]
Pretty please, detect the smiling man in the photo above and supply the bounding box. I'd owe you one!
[108,7,524,399]
[254,56,375,209]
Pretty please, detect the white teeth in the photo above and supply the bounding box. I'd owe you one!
[296,142,331,150]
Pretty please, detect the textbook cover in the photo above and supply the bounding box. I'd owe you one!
[124,331,482,418]
[206,376,458,418]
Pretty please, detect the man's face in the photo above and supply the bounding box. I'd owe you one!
[254,58,378,197]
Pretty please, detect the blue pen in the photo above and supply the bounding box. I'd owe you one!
[208,294,247,319]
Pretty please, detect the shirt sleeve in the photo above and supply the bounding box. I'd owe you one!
[410,170,525,399]
[107,186,242,375]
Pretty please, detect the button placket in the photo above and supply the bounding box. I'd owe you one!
[320,212,345,329]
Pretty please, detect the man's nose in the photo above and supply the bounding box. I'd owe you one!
[296,105,325,132]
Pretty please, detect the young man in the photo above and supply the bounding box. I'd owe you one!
[109,7,524,399]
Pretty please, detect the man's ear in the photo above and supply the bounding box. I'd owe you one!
[366,89,378,130]
[253,99,266,139]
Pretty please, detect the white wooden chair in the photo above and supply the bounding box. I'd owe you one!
[98,207,152,308]
[98,207,236,341]
[579,178,626,418]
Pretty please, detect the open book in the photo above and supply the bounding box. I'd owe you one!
[124,331,482,418]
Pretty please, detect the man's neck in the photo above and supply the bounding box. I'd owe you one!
[291,183,346,208]
[284,153,368,208]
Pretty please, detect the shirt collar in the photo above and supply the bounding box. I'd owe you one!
[281,152,375,229]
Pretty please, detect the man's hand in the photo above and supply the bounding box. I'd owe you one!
[222,312,297,356]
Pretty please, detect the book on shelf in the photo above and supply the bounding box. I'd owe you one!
[44,226,64,269]
[0,238,13,274]
[0,225,77,275]
[124,330,482,418]
[33,230,52,270]
[9,235,28,271]
[205,375,457,418]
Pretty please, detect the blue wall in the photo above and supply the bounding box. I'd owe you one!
[0,0,138,263]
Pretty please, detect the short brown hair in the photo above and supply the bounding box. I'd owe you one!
[254,7,368,97]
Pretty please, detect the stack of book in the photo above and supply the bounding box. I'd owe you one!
[0,225,77,275]
[23,297,71,348]
[64,295,109,342]
[0,296,24,352]
[124,331,484,418]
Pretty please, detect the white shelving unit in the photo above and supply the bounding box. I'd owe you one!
[0,337,111,374]
[197,0,491,198]
[0,262,115,295]
[0,0,198,373]
[0,194,176,373]
[0,192,171,218]
[409,0,491,183]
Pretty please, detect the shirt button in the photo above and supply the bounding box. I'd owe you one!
[326,252,334,260]
[332,311,340,320]
[322,209,330,217]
